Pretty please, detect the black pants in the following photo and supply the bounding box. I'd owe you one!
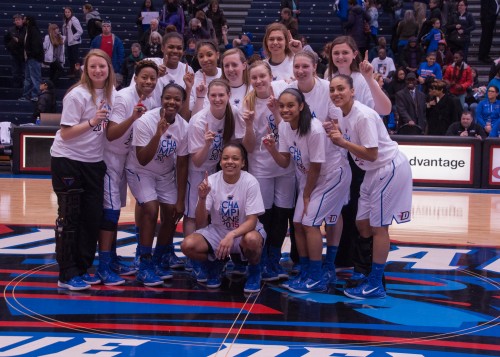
[479,15,498,59]
[51,157,106,281]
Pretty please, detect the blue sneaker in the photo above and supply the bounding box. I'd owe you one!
[282,268,308,290]
[322,266,337,286]
[231,262,247,276]
[192,261,207,283]
[110,257,137,276]
[97,267,126,286]
[184,257,194,272]
[205,260,224,288]
[58,276,91,291]
[81,272,101,285]
[345,271,367,288]
[271,260,289,279]
[162,250,185,269]
[244,271,261,293]
[344,279,386,299]
[261,263,279,282]
[206,274,221,288]
[136,256,163,286]
[291,263,301,274]
[288,277,327,294]
[154,264,173,280]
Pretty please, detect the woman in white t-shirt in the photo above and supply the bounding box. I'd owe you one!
[97,60,159,286]
[220,48,250,110]
[126,83,190,286]
[264,88,351,294]
[184,79,248,279]
[288,51,347,283]
[262,22,302,82]
[181,143,266,293]
[242,60,295,282]
[190,40,223,116]
[50,49,116,291]
[325,74,412,299]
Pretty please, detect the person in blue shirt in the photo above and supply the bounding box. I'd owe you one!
[475,85,500,135]
[421,18,442,54]
[417,52,442,94]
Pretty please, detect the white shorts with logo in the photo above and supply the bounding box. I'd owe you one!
[357,151,413,227]
[294,166,352,227]
[126,168,177,205]
[255,175,296,210]
[103,150,127,210]
[196,221,266,261]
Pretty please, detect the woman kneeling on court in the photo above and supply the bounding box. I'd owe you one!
[181,143,266,293]
[325,74,413,299]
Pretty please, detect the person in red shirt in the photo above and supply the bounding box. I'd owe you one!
[443,50,472,108]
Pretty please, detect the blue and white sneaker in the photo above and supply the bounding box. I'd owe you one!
[344,280,386,299]
[261,264,279,282]
[154,265,173,280]
[345,271,367,288]
[288,277,327,294]
[110,257,137,276]
[231,262,247,276]
[81,272,101,285]
[192,262,207,283]
[97,267,126,286]
[162,251,185,269]
[136,268,163,286]
[282,268,308,290]
[322,267,337,286]
[58,276,91,291]
[272,260,289,279]
[291,263,302,274]
[184,257,194,272]
[206,261,223,288]
[244,272,262,293]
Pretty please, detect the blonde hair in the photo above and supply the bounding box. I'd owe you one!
[68,49,115,106]
[243,61,273,112]
[221,48,249,89]
[48,23,64,47]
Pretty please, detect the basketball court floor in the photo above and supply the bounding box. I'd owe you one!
[0,174,499,356]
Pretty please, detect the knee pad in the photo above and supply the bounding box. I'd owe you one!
[100,209,121,231]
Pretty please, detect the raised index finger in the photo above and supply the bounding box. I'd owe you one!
[204,170,209,183]
[364,50,368,62]
[98,100,106,110]
[203,72,207,84]
[185,62,189,72]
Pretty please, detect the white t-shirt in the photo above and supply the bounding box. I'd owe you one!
[340,100,398,171]
[187,106,245,172]
[371,57,396,79]
[288,78,342,122]
[129,58,194,109]
[229,83,250,110]
[127,108,188,175]
[247,80,294,178]
[205,170,265,231]
[189,68,222,111]
[267,55,294,82]
[330,71,375,108]
[107,85,156,155]
[51,85,115,162]
[279,117,346,183]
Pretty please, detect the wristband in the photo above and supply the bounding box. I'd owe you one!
[197,96,205,99]
[88,119,95,128]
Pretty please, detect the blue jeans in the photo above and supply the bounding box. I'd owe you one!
[22,58,42,100]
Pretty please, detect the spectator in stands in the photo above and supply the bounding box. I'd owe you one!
[478,0,499,64]
[464,67,485,112]
[368,36,394,62]
[436,39,453,70]
[446,110,487,138]
[281,0,300,20]
[184,18,211,46]
[299,35,316,56]
[475,85,500,135]
[19,16,43,102]
[160,0,185,34]
[487,63,500,91]
[421,18,442,55]
[344,0,370,57]
[136,0,156,41]
[371,48,396,81]
[366,0,379,47]
[143,31,163,59]
[400,37,424,73]
[446,0,475,61]
[90,20,125,87]
[396,10,419,61]
[184,37,199,72]
[414,0,428,30]
[385,67,407,104]
[205,0,227,46]
[196,10,217,43]
[280,8,299,39]
[395,71,427,131]
[4,14,26,88]
[121,43,144,87]
[418,0,442,43]
[33,79,57,120]
[83,4,102,42]
[417,52,442,94]
[185,0,210,19]
[43,23,65,84]
[140,19,164,50]
[222,26,254,59]
[62,7,83,78]
[443,50,472,107]
[426,79,462,135]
